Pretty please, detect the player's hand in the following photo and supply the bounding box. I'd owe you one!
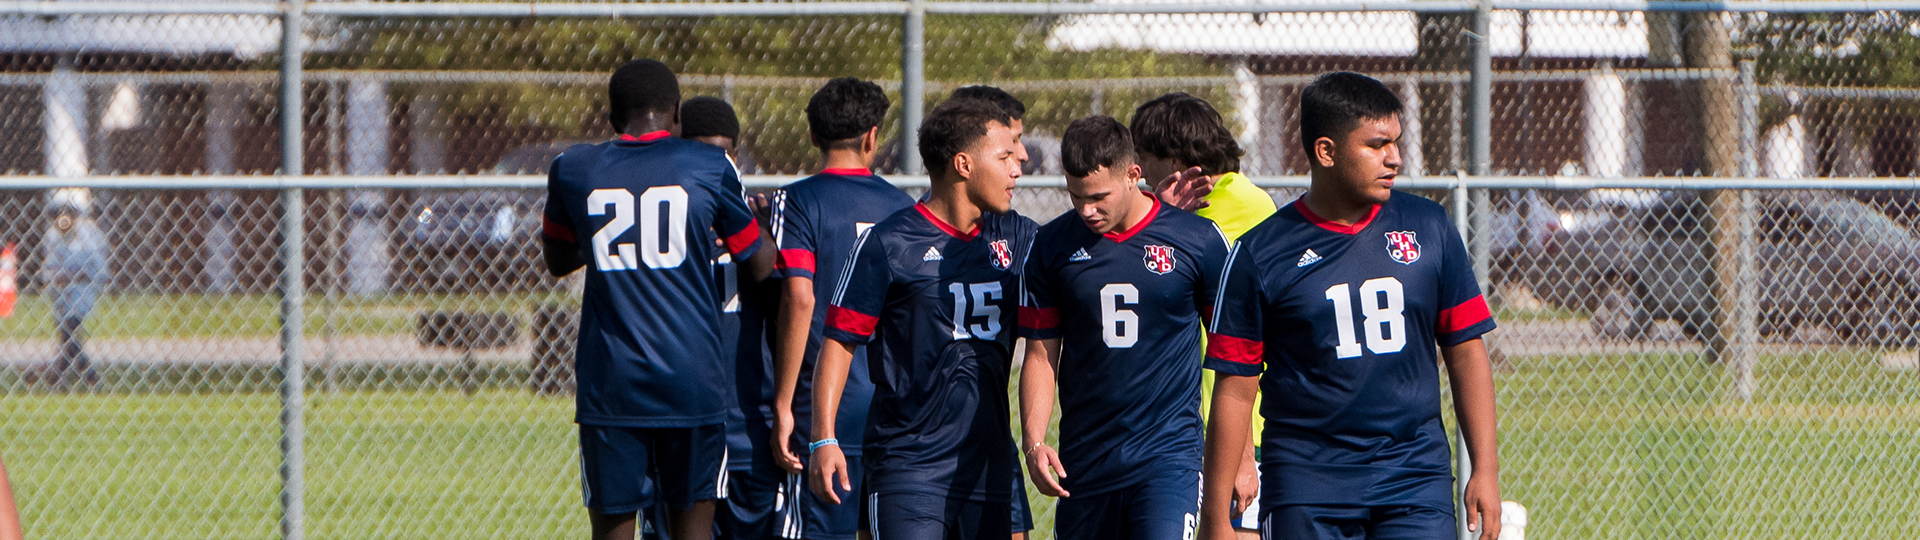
[1024,443,1071,498]
[1232,453,1259,518]
[1463,471,1502,539]
[808,443,852,505]
[1154,166,1213,212]
[747,192,775,225]
[770,408,803,473]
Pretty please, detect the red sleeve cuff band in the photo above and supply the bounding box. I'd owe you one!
[542,217,576,242]
[826,305,879,338]
[1205,333,1264,365]
[1436,295,1493,334]
[724,219,762,256]
[778,249,817,273]
[1018,306,1060,330]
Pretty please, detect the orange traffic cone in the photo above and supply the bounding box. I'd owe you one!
[0,243,17,318]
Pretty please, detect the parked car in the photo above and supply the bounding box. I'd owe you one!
[396,189,547,293]
[1518,191,1920,346]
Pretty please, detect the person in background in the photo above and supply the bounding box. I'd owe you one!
[41,188,108,391]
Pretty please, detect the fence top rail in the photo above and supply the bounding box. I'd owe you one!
[5,1,1919,17]
[4,175,1918,191]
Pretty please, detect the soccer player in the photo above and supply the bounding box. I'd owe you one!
[1198,72,1502,540]
[1017,116,1232,539]
[681,95,785,540]
[543,59,773,540]
[808,98,1036,539]
[767,77,916,540]
[1130,91,1279,537]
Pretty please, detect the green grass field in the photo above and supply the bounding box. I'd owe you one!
[4,349,1919,539]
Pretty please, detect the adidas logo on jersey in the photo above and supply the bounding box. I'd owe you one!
[1297,249,1323,267]
[1068,248,1091,262]
[923,246,943,262]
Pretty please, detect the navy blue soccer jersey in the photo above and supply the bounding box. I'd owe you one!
[1017,195,1231,496]
[822,204,1038,502]
[542,131,763,427]
[1203,191,1495,511]
[771,168,917,458]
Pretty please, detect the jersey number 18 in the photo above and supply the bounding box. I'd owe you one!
[1325,277,1406,358]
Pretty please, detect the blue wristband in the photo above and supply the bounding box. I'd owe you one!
[809,438,839,452]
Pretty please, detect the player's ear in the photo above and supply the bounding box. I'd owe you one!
[952,150,974,182]
[1125,162,1143,182]
[810,133,824,150]
[1314,136,1338,168]
[861,127,880,154]
[669,103,682,134]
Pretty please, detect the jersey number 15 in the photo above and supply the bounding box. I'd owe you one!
[588,187,689,271]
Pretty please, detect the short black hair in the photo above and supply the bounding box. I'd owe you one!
[1060,116,1134,178]
[680,96,740,140]
[949,85,1025,121]
[1299,72,1404,155]
[918,98,1013,180]
[1129,92,1243,175]
[807,77,890,149]
[607,59,680,133]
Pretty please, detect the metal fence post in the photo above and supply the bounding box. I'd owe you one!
[900,0,926,175]
[278,1,307,539]
[1460,3,1492,539]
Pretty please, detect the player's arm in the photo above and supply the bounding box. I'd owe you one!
[1202,373,1258,539]
[1197,241,1265,539]
[738,193,778,283]
[713,164,769,281]
[1018,337,1068,497]
[542,165,585,276]
[1443,338,1501,540]
[0,455,20,540]
[770,275,814,472]
[808,337,856,504]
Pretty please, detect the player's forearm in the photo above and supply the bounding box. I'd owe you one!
[1443,338,1501,476]
[0,456,21,540]
[810,339,857,442]
[740,239,777,283]
[1017,339,1061,448]
[772,279,817,416]
[1202,375,1259,523]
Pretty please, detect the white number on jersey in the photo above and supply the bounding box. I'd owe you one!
[947,282,1004,340]
[1325,277,1407,359]
[588,186,689,271]
[1100,283,1140,348]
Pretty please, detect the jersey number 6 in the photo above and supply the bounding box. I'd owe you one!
[1325,277,1407,358]
[588,186,689,271]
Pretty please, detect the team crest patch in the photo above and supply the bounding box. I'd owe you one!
[1143,245,1177,275]
[988,240,1013,270]
[1384,231,1421,265]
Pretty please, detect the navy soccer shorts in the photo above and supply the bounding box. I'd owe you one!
[1053,469,1199,540]
[720,460,785,539]
[578,423,728,515]
[776,454,866,540]
[865,491,1031,540]
[1262,504,1455,540]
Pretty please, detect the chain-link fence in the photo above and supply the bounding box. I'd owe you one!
[5,2,1920,539]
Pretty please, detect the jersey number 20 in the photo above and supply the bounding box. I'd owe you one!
[1325,277,1406,358]
[588,186,688,271]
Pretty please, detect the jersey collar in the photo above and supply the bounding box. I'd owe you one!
[1292,195,1380,235]
[821,167,873,176]
[617,131,672,143]
[1103,192,1161,243]
[914,203,978,241]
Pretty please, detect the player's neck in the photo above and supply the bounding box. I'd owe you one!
[1116,190,1155,232]
[1301,178,1377,226]
[922,183,983,236]
[819,149,872,173]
